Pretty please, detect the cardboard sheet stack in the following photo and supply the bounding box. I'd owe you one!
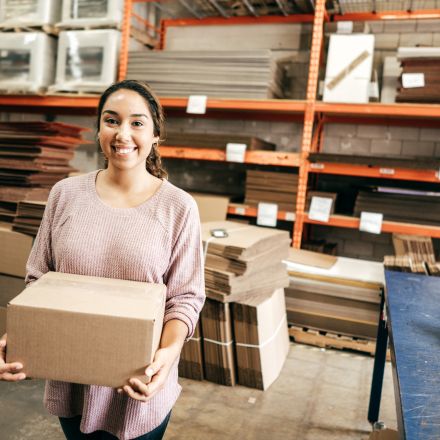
[397,47,440,104]
[354,187,440,226]
[245,170,299,212]
[0,121,88,231]
[178,323,204,381]
[198,221,290,388]
[127,50,284,99]
[284,249,383,340]
[163,132,276,151]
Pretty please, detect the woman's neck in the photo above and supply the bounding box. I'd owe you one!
[102,166,154,193]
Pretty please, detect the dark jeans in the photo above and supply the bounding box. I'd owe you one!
[59,412,171,440]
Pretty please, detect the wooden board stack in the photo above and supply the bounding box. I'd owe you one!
[354,187,440,226]
[397,47,440,104]
[0,122,88,230]
[163,132,276,151]
[127,50,284,99]
[245,170,299,212]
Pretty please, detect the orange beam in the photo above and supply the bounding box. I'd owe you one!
[315,102,440,119]
[118,0,132,80]
[228,204,295,222]
[159,147,301,167]
[304,214,440,238]
[333,10,440,21]
[309,162,440,183]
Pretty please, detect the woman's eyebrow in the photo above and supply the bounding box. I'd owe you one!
[102,110,148,118]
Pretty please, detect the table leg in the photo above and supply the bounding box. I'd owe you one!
[368,290,389,424]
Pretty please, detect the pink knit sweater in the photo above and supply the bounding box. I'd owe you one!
[25,170,205,440]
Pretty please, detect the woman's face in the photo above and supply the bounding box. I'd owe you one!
[98,89,159,173]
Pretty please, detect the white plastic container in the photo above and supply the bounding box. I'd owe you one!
[0,32,56,92]
[0,0,61,28]
[58,0,124,28]
[52,29,120,93]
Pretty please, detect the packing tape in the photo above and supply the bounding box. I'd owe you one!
[203,338,234,347]
[235,314,287,350]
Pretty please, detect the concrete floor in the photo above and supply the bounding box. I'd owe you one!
[0,343,397,440]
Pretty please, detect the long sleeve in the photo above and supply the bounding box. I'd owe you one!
[25,184,59,286]
[162,200,205,340]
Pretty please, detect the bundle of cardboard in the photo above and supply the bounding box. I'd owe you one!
[0,121,88,232]
[245,170,299,213]
[284,249,384,340]
[354,187,440,226]
[163,132,276,151]
[127,50,285,99]
[397,47,440,104]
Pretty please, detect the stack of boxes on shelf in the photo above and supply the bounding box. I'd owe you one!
[0,0,129,93]
[179,220,291,390]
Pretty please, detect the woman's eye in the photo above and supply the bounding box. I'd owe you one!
[132,121,144,127]
[104,118,118,125]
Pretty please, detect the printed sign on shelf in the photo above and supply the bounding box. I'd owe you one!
[257,202,278,228]
[226,143,247,163]
[402,73,425,89]
[359,212,383,235]
[337,21,354,34]
[186,95,207,114]
[308,197,333,223]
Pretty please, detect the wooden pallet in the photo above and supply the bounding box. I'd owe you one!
[289,326,391,360]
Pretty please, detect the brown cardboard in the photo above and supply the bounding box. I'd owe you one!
[0,306,6,336]
[191,193,229,223]
[286,248,337,269]
[6,272,166,388]
[233,288,290,390]
[369,429,398,440]
[0,274,25,307]
[0,222,33,277]
[179,322,204,381]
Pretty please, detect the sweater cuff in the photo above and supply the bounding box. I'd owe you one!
[163,311,194,341]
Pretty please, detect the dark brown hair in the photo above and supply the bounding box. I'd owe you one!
[97,79,167,179]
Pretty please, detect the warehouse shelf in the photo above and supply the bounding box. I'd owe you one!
[308,162,440,183]
[333,10,440,22]
[160,147,301,167]
[303,214,440,239]
[228,203,296,222]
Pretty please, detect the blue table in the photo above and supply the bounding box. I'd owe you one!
[368,270,440,439]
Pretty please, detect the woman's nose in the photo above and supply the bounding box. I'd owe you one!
[115,123,131,141]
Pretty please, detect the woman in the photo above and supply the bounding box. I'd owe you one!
[0,80,205,440]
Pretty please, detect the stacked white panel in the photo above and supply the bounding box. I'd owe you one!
[51,29,120,93]
[0,0,61,28]
[0,32,56,92]
[58,0,124,28]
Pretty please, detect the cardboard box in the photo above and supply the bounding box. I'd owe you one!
[0,274,25,307]
[191,193,230,223]
[369,429,398,440]
[7,272,166,388]
[0,307,5,336]
[233,288,290,390]
[179,323,204,381]
[0,223,33,278]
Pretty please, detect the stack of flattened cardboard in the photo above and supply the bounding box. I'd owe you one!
[284,249,383,340]
[245,170,299,212]
[13,201,47,236]
[233,288,289,390]
[354,187,440,226]
[178,322,204,381]
[200,298,236,386]
[397,47,440,103]
[163,132,276,151]
[202,221,290,303]
[127,50,284,99]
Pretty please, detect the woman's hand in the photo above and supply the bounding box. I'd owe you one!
[118,344,181,402]
[0,334,26,381]
[118,319,188,402]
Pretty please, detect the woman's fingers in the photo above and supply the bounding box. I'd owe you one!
[1,371,26,381]
[123,383,147,402]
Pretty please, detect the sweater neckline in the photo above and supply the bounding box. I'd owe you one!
[88,169,168,216]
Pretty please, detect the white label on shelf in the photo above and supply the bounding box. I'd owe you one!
[285,212,296,222]
[308,197,333,223]
[186,95,207,114]
[337,21,354,34]
[359,212,383,235]
[235,206,246,216]
[310,163,325,170]
[379,168,395,175]
[226,143,247,163]
[402,73,425,89]
[257,202,278,227]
